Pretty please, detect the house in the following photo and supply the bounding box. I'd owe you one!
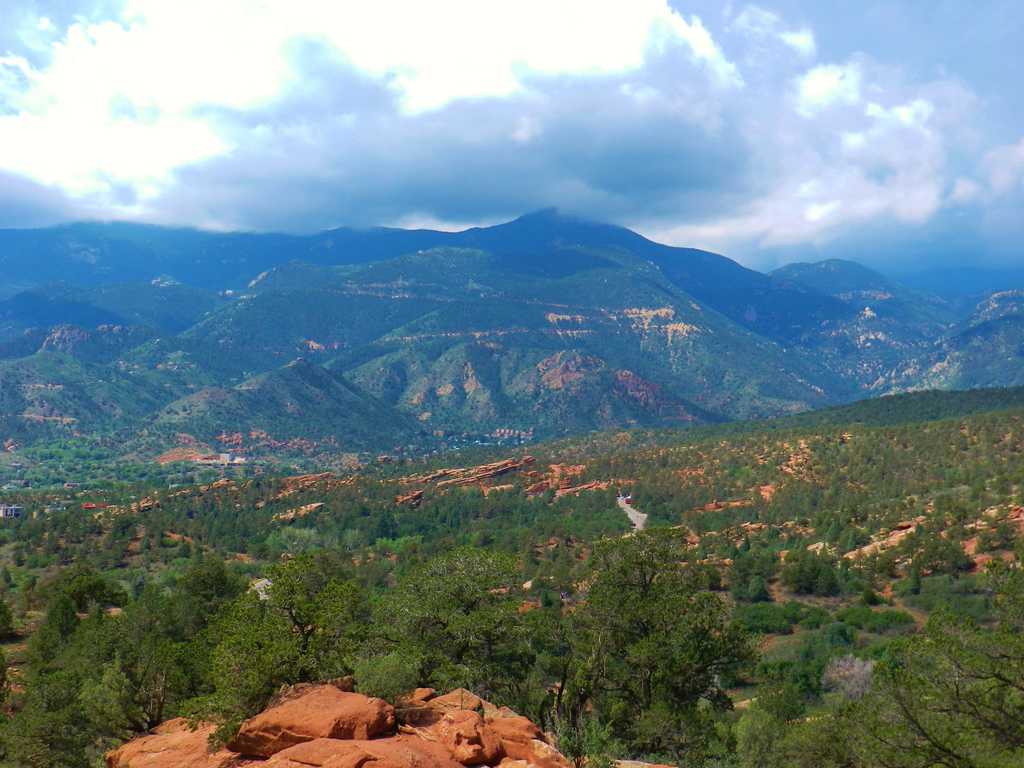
[0,504,24,520]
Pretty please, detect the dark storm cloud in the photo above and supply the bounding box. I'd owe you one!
[0,0,1021,272]
[0,172,76,227]
[157,41,754,233]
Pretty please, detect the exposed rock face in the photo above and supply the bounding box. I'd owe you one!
[426,711,503,766]
[426,688,487,714]
[484,717,568,768]
[265,735,465,768]
[227,686,396,757]
[105,719,245,768]
[108,687,572,768]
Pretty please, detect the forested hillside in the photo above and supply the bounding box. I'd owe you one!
[1,213,1023,468]
[1,388,1023,766]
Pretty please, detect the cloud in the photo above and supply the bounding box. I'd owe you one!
[779,29,816,58]
[0,170,76,227]
[0,0,741,215]
[949,177,983,204]
[794,62,862,116]
[985,137,1024,194]
[647,59,975,258]
[150,47,751,232]
[732,5,816,58]
[0,0,1019,273]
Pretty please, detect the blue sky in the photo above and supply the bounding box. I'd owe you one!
[0,1,1020,270]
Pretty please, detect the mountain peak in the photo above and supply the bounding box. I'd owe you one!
[772,258,893,295]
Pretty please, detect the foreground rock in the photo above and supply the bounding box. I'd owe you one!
[105,719,245,768]
[266,735,464,768]
[228,686,396,757]
[423,710,503,766]
[108,686,572,768]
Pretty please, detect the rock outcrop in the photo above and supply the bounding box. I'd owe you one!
[107,686,572,768]
[227,686,396,757]
[105,719,245,768]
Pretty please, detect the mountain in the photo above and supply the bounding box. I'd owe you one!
[771,259,953,324]
[914,291,1024,389]
[768,259,960,391]
[0,211,853,343]
[146,358,422,454]
[0,211,1022,461]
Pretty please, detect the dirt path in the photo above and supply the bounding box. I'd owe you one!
[617,495,648,531]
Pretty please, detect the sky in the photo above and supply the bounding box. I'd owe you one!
[0,0,1021,271]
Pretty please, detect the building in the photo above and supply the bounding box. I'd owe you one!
[0,504,24,520]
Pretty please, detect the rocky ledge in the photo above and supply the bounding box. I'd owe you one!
[106,683,573,768]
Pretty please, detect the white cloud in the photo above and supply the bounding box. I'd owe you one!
[985,137,1024,194]
[865,98,934,126]
[732,5,816,58]
[794,62,862,117]
[0,0,1015,265]
[805,200,840,222]
[950,177,983,204]
[649,61,960,253]
[779,29,816,58]
[841,131,867,151]
[0,0,740,211]
[511,116,542,144]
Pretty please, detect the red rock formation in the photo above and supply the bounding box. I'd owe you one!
[427,688,487,714]
[266,735,462,768]
[553,480,611,499]
[108,686,571,768]
[485,716,568,768]
[155,447,209,465]
[227,686,396,757]
[105,719,244,768]
[395,489,425,507]
[272,503,325,523]
[428,711,503,765]
[218,432,245,449]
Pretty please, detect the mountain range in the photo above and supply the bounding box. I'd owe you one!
[0,209,1022,460]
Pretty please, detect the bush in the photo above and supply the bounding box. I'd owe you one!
[0,600,13,638]
[734,602,826,635]
[903,574,993,622]
[780,549,841,596]
[834,605,915,634]
[822,655,874,701]
[354,652,422,702]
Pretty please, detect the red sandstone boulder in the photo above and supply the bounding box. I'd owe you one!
[401,688,491,728]
[266,735,464,768]
[428,689,484,713]
[429,710,503,765]
[109,688,573,768]
[410,687,436,704]
[105,718,243,768]
[228,686,396,757]
[486,716,569,768]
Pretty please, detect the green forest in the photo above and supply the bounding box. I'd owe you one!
[1,388,1024,767]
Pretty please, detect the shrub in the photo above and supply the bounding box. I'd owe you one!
[834,605,915,633]
[354,652,422,702]
[0,600,13,638]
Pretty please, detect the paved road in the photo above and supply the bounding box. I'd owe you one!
[617,495,647,531]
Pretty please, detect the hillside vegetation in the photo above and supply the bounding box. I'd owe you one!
[0,388,1023,765]
[0,212,1023,469]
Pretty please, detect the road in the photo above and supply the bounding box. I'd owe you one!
[617,495,647,531]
